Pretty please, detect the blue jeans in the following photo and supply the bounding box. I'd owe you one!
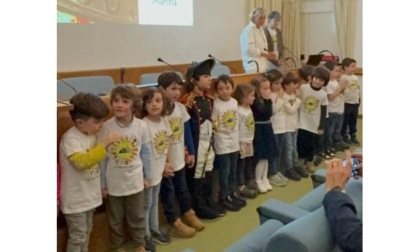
[160,168,192,224]
[342,103,359,137]
[327,113,344,146]
[283,131,300,171]
[237,156,254,186]
[217,151,239,200]
[144,183,161,236]
[268,133,286,176]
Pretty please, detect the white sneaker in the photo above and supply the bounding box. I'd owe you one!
[262,178,273,191]
[276,172,289,183]
[256,180,267,194]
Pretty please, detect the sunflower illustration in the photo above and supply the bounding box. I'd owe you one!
[169,117,183,142]
[348,80,358,89]
[153,130,169,157]
[245,114,255,133]
[110,136,139,165]
[303,96,320,113]
[221,109,237,131]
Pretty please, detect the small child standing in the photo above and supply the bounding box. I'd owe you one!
[340,57,360,145]
[250,75,278,193]
[231,83,258,198]
[138,89,173,251]
[99,84,151,252]
[213,75,246,212]
[281,72,309,180]
[157,72,204,239]
[59,92,119,252]
[297,67,330,173]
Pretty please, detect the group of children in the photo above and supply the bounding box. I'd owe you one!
[58,57,360,252]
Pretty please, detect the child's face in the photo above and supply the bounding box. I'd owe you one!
[344,62,356,75]
[111,94,134,121]
[270,78,283,92]
[195,74,212,91]
[162,82,182,102]
[259,81,271,99]
[284,82,299,93]
[330,66,341,80]
[146,92,163,117]
[77,117,104,135]
[244,90,255,106]
[311,77,326,89]
[216,81,233,101]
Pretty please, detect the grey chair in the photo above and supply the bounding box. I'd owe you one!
[211,64,230,77]
[60,76,115,97]
[139,72,183,86]
[57,79,77,100]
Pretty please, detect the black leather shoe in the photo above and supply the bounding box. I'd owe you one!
[284,169,301,181]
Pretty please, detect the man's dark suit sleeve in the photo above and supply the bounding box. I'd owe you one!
[323,190,363,252]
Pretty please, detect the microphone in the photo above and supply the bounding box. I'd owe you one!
[208,54,238,74]
[120,67,126,83]
[59,79,77,94]
[284,57,297,68]
[247,60,259,73]
[157,58,184,73]
[283,47,305,67]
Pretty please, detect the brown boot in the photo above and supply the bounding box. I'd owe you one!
[168,218,196,238]
[184,209,205,231]
[306,161,316,173]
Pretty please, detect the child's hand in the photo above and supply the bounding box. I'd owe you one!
[163,162,175,177]
[277,87,284,98]
[186,155,195,168]
[102,188,108,199]
[318,129,324,135]
[101,133,121,148]
[144,179,150,188]
[295,87,301,98]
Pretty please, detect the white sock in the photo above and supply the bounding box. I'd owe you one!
[255,160,265,182]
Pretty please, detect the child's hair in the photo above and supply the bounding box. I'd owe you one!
[184,67,200,93]
[323,61,340,71]
[299,65,316,82]
[232,83,255,105]
[139,88,169,118]
[215,74,234,90]
[268,10,281,21]
[69,92,109,122]
[264,69,283,86]
[312,66,330,86]
[250,75,269,100]
[158,71,183,89]
[281,72,299,89]
[341,57,356,69]
[110,84,143,113]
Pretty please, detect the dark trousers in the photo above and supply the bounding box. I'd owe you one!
[297,129,319,162]
[237,156,254,187]
[341,103,359,137]
[217,151,239,200]
[160,168,192,224]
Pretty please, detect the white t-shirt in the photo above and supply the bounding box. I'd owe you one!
[237,106,255,141]
[99,117,150,196]
[341,74,360,104]
[298,84,329,134]
[167,102,190,171]
[143,117,172,187]
[270,92,287,134]
[212,98,240,155]
[326,79,344,113]
[59,127,102,214]
[283,92,302,132]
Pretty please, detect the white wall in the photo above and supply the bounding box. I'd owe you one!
[57,0,247,72]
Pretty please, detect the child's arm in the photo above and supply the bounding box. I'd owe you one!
[328,85,345,101]
[184,120,196,167]
[99,157,108,198]
[317,105,327,135]
[283,97,302,114]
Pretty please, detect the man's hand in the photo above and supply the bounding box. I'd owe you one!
[325,151,352,191]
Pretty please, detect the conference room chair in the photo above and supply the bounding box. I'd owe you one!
[211,64,230,77]
[57,79,77,100]
[139,72,184,86]
[60,76,115,97]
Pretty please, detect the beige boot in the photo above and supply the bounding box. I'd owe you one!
[184,209,205,231]
[168,218,196,238]
[306,161,316,173]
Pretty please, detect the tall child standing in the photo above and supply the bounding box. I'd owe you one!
[157,72,204,239]
[59,93,119,252]
[250,75,278,193]
[99,84,151,252]
[297,67,330,174]
[213,75,246,212]
[340,57,361,145]
[231,83,258,198]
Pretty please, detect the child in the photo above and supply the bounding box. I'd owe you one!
[59,92,119,252]
[281,72,308,180]
[324,61,350,153]
[265,69,289,186]
[299,65,316,85]
[297,66,330,173]
[99,84,151,252]
[231,83,258,198]
[340,57,360,145]
[250,75,278,193]
[180,59,224,220]
[138,89,173,251]
[213,74,246,212]
[157,72,204,239]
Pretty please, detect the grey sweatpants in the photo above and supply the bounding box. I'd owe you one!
[64,209,94,252]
